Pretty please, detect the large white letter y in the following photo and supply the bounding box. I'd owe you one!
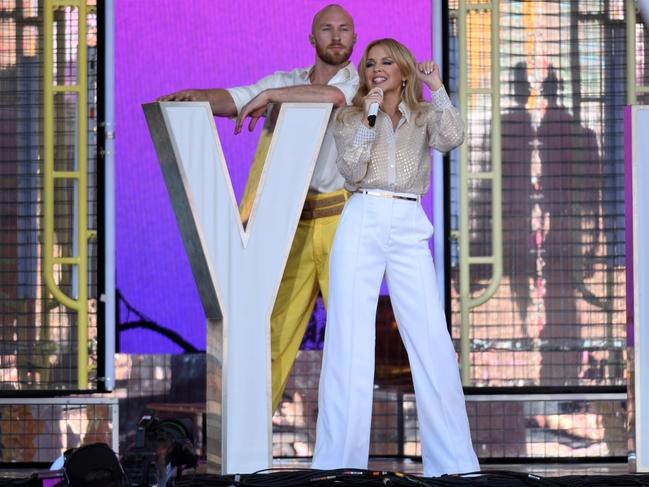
[143,102,332,473]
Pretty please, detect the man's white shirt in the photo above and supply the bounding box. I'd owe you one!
[227,63,359,194]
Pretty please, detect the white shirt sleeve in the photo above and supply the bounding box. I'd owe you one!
[226,70,302,115]
[429,86,454,110]
[330,72,359,105]
[225,65,358,115]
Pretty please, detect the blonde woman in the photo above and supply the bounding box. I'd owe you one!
[312,39,479,477]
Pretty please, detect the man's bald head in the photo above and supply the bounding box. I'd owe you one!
[311,4,354,35]
[310,4,356,66]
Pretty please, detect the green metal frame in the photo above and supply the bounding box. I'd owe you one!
[455,0,502,385]
[627,0,649,104]
[627,0,636,105]
[43,0,91,389]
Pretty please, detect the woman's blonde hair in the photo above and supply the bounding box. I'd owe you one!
[338,38,424,123]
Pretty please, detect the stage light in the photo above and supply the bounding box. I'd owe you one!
[120,415,197,487]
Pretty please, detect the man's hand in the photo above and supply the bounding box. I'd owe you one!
[156,89,238,117]
[235,91,271,134]
[157,89,202,102]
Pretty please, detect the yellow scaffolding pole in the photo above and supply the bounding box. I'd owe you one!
[43,1,90,389]
[456,0,502,385]
[626,0,636,105]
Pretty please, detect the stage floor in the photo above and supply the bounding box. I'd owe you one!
[274,457,631,476]
[3,461,647,487]
[0,459,633,478]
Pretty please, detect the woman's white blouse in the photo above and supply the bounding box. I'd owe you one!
[333,87,464,195]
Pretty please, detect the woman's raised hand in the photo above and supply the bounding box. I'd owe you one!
[416,61,443,91]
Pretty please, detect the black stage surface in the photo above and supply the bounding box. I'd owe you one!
[4,467,649,487]
[174,469,649,487]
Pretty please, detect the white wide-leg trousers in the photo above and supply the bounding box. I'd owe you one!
[311,192,479,477]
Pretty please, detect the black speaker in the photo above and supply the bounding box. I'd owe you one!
[61,443,129,487]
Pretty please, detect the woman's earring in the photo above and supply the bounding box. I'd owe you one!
[402,80,406,87]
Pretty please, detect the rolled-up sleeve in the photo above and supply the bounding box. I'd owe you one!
[333,82,358,105]
[426,87,465,153]
[226,71,293,115]
[330,67,360,105]
[334,117,375,185]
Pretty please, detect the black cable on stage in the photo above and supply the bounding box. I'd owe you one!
[461,469,563,487]
[174,468,495,487]
[546,474,649,487]
[0,481,27,487]
[4,467,649,487]
[173,469,649,487]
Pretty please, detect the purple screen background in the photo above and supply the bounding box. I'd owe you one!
[116,0,435,353]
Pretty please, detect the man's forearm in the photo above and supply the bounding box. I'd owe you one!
[202,89,238,117]
[264,85,347,107]
[158,88,238,116]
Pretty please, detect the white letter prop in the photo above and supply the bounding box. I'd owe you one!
[143,102,332,473]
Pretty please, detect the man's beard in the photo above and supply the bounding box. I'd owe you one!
[316,43,352,66]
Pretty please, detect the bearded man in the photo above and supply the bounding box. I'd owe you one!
[159,4,359,413]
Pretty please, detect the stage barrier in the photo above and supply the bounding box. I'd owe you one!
[143,101,332,474]
[0,398,118,464]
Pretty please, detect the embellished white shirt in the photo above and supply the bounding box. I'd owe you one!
[333,87,464,195]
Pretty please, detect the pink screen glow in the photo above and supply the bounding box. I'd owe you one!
[116,0,435,352]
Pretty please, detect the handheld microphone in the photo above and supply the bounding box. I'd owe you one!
[367,88,383,127]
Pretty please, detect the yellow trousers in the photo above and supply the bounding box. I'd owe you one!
[271,190,348,412]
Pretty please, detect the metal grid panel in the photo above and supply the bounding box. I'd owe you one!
[635,4,649,103]
[0,398,117,463]
[449,0,628,387]
[274,352,628,459]
[0,1,98,390]
[110,354,206,457]
[470,397,627,459]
